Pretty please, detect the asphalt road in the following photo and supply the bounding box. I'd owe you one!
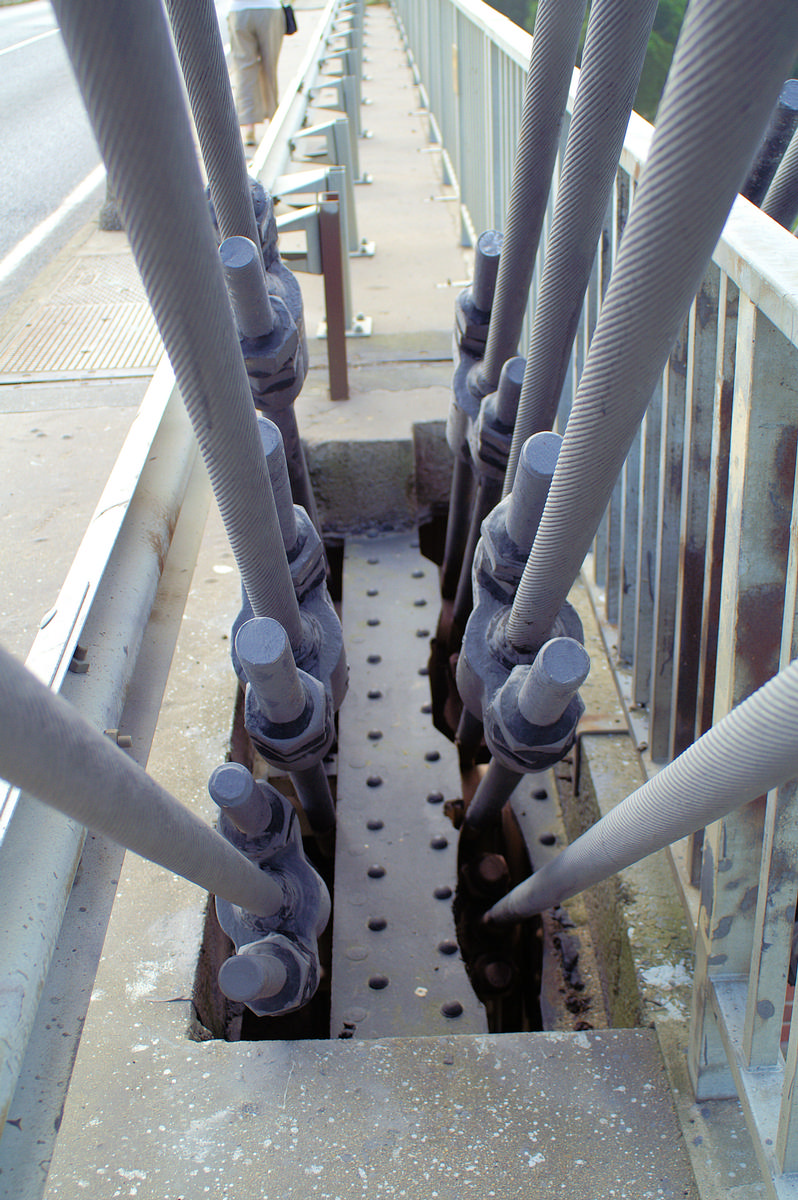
[0,0,106,313]
[0,0,237,317]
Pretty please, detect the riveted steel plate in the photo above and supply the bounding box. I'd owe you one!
[332,533,487,1039]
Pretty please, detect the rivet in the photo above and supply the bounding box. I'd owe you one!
[414,598,427,607]
[416,629,430,638]
[367,818,384,830]
[346,946,368,961]
[367,654,382,664]
[342,1006,368,1023]
[367,865,386,879]
[367,618,381,627]
[366,588,379,597]
[434,886,452,900]
[539,833,556,846]
[367,689,383,700]
[367,729,383,741]
[367,557,379,565]
[425,750,440,762]
[366,775,383,788]
[421,703,432,714]
[533,788,548,800]
[438,940,458,955]
[418,666,429,676]
[430,835,448,850]
[368,975,389,990]
[411,569,424,578]
[441,1001,463,1018]
[368,917,387,932]
[426,791,444,804]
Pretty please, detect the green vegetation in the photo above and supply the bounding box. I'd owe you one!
[486,0,688,123]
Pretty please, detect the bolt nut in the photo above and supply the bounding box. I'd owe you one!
[103,728,132,748]
[244,668,335,770]
[455,290,491,355]
[474,499,528,602]
[469,390,514,480]
[448,339,484,458]
[286,508,327,602]
[241,295,299,391]
[484,663,584,772]
[460,852,510,901]
[219,932,318,1017]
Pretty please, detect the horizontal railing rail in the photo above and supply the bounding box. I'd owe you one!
[0,363,209,1183]
[391,0,798,1195]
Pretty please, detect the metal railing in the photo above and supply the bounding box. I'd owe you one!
[391,0,798,1194]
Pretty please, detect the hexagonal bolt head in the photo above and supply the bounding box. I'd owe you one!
[240,295,299,384]
[218,933,319,1017]
[484,663,585,772]
[236,617,336,771]
[286,509,327,602]
[455,291,491,355]
[474,500,528,602]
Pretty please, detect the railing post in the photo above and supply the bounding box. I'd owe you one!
[688,293,798,1098]
[668,267,722,763]
[319,193,350,400]
[649,318,688,761]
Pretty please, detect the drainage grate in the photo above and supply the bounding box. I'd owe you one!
[0,256,161,378]
[331,532,488,1039]
[0,302,161,376]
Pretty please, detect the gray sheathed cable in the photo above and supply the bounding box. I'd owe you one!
[505,0,798,653]
[0,644,284,920]
[487,657,798,922]
[477,0,588,394]
[164,0,259,245]
[51,0,302,647]
[762,128,798,229]
[503,0,659,495]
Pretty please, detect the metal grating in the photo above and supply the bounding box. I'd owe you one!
[332,532,488,1039]
[0,302,161,376]
[48,255,148,306]
[0,255,160,378]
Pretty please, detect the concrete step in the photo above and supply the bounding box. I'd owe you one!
[45,1026,698,1199]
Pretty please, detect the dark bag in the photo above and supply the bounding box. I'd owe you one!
[283,3,297,34]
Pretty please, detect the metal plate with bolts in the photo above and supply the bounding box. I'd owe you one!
[332,533,487,1039]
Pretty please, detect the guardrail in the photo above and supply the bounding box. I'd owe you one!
[391,0,798,1194]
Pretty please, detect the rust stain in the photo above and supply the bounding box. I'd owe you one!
[736,583,786,695]
[147,503,179,576]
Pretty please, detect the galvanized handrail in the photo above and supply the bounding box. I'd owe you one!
[0,365,209,1165]
[392,0,798,1194]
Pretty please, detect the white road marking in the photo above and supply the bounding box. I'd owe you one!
[0,28,59,57]
[0,163,106,285]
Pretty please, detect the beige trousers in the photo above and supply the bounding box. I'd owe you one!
[227,8,284,125]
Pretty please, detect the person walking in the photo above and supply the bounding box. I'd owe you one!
[227,0,285,147]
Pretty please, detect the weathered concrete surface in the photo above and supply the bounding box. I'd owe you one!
[46,1028,699,1200]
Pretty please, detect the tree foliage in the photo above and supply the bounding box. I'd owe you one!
[485,0,688,123]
